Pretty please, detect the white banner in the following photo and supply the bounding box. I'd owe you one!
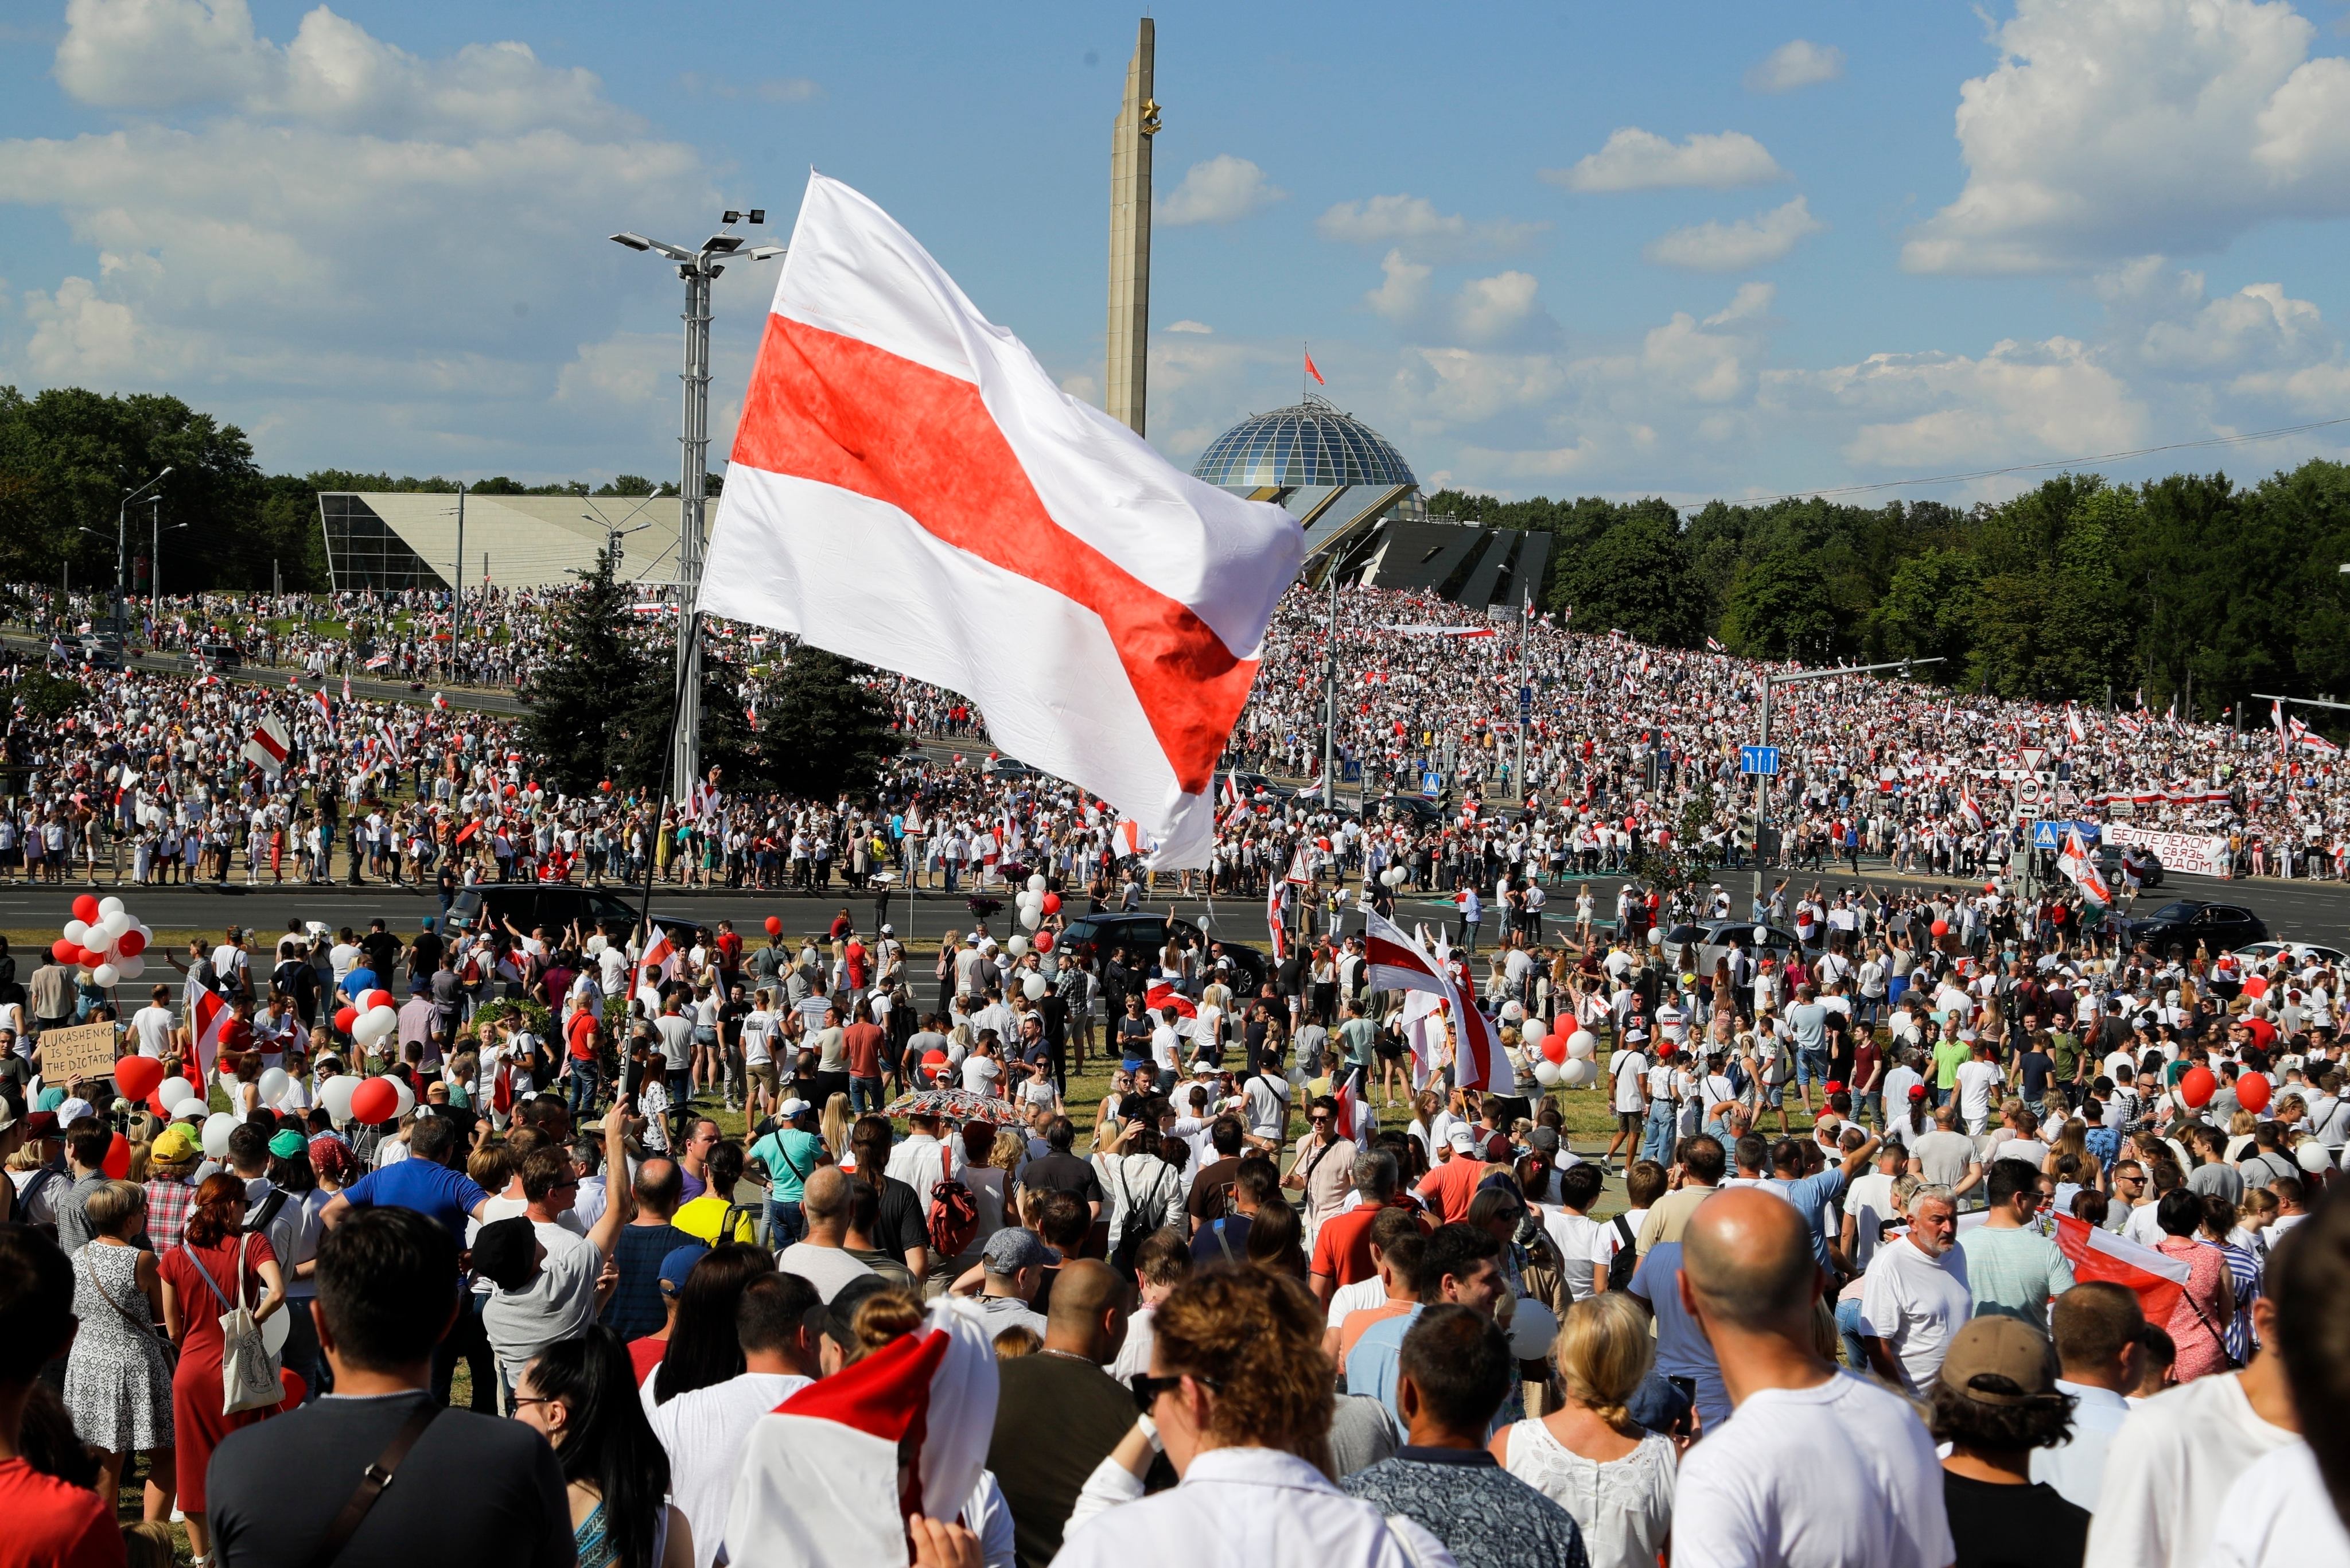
[2110,822,2232,880]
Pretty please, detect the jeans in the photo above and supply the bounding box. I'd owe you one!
[1797,1048,1831,1089]
[1836,1296,1867,1372]
[281,1297,328,1402]
[431,1294,497,1411]
[1857,1089,1884,1128]
[850,1076,885,1115]
[766,1200,806,1248]
[1640,1100,1678,1165]
[566,1057,601,1119]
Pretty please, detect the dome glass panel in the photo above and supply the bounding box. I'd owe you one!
[1191,398,1416,490]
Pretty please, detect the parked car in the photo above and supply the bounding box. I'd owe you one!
[2096,842,2164,888]
[1660,920,1805,976]
[445,884,678,941]
[2235,939,2350,968]
[76,634,124,670]
[2123,900,2269,956]
[1054,912,1270,998]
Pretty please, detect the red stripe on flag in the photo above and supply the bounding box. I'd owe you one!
[1364,934,1438,977]
[733,314,1255,793]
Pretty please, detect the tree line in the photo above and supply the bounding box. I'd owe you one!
[1427,460,2350,717]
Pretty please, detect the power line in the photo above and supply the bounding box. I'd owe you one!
[1744,411,2350,507]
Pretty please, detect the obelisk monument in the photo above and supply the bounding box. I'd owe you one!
[1106,18,1158,435]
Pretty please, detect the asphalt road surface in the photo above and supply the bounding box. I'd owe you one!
[7,863,2349,952]
[1,631,524,715]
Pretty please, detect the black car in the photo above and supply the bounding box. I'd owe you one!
[2124,900,2267,955]
[1055,912,1271,997]
[2095,842,2164,889]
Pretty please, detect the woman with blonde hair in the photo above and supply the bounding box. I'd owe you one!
[818,1091,853,1161]
[66,1180,177,1522]
[1491,1291,1676,1568]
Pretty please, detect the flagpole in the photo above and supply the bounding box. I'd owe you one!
[628,606,700,1104]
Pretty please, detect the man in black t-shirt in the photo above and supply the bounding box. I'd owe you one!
[1016,1117,1105,1219]
[207,1208,571,1568]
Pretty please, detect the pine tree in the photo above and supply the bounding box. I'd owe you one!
[748,646,903,800]
[524,547,648,796]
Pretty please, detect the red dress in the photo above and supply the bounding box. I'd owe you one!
[159,1234,280,1512]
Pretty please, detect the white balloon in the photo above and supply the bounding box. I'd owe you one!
[201,1112,238,1158]
[118,954,146,979]
[2299,1142,2333,1174]
[391,1078,417,1117]
[98,897,125,918]
[1023,974,1049,1001]
[157,1076,198,1109]
[320,1075,359,1122]
[1753,925,1769,944]
[1532,1059,1563,1088]
[91,963,119,988]
[1564,1058,1599,1088]
[1646,927,1663,946]
[1566,1030,1597,1061]
[1006,935,1029,957]
[62,919,87,945]
[1027,874,1047,893]
[258,1068,291,1103]
[97,913,128,943]
[353,1006,398,1045]
[1020,906,1042,931]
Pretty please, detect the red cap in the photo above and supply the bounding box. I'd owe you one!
[1908,1085,1928,1100]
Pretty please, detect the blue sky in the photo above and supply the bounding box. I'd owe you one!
[7,0,2350,507]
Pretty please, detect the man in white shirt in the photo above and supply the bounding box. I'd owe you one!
[2031,1280,2143,1512]
[1604,1034,1648,1172]
[1539,1161,1609,1301]
[1856,1185,1971,1397]
[777,1168,878,1302]
[649,1271,818,1568]
[1839,1141,1906,1276]
[130,987,177,1058]
[1674,1186,1955,1568]
[1954,1040,2005,1135]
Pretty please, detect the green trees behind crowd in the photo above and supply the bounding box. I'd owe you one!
[1429,460,2350,717]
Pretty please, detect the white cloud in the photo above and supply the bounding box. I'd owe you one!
[1542,128,1784,193]
[1643,197,1823,270]
[1364,250,1433,323]
[1905,0,2350,274]
[1165,320,1213,334]
[1706,281,1777,325]
[1789,337,2147,470]
[1316,194,1545,260]
[1453,271,1547,345]
[1155,155,1284,226]
[0,0,736,478]
[1746,40,1845,94]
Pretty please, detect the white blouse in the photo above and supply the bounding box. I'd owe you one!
[1500,1418,1676,1568]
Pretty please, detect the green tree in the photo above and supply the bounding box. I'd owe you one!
[1867,547,1982,667]
[1719,547,1846,661]
[524,547,649,795]
[1549,512,1706,647]
[745,648,902,800]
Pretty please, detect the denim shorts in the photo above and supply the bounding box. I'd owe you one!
[1797,1048,1831,1087]
[692,1026,718,1048]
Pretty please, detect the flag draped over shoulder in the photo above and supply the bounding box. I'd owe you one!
[701,173,1302,867]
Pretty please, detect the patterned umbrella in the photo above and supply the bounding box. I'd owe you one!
[882,1087,1007,1123]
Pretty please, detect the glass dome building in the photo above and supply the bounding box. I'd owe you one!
[1189,396,1417,491]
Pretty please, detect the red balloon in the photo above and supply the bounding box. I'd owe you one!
[503,784,516,797]
[922,1049,950,1084]
[277,1368,308,1413]
[334,1005,360,1035]
[115,1056,165,1100]
[102,1133,130,1180]
[2238,1073,2273,1115]
[764,916,783,936]
[363,990,394,1013]
[118,929,146,958]
[72,894,100,924]
[1540,1028,1569,1065]
[349,1077,399,1125]
[1983,882,1997,894]
[1033,931,1054,954]
[1929,920,1950,938]
[50,939,77,963]
[1040,892,1061,915]
[146,1089,173,1118]
[75,946,104,968]
[598,780,612,792]
[2180,1064,2216,1110]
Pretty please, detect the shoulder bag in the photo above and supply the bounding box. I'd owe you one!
[182,1233,283,1414]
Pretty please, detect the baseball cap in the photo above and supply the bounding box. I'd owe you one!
[267,1129,307,1160]
[1446,1126,1476,1153]
[1939,1316,2060,1404]
[153,1123,202,1162]
[56,1097,94,1126]
[1527,1127,1561,1155]
[983,1228,1060,1274]
[779,1098,811,1119]
[657,1243,710,1295]
[880,924,894,935]
[1908,1084,1929,1100]
[806,1272,894,1349]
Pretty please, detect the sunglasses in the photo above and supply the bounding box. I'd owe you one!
[1130,1371,1221,1413]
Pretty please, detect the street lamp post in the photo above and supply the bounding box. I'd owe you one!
[609,212,785,797]
[118,468,171,641]
[1748,657,1942,915]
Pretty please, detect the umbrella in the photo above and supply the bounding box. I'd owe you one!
[882,1088,1007,1124]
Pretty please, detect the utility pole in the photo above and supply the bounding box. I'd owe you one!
[453,483,466,662]
[1515,587,1530,803]
[611,211,784,797]
[1749,657,1942,915]
[1322,567,1337,810]
[117,468,170,641]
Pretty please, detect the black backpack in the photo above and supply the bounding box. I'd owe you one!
[1606,1215,1639,1292]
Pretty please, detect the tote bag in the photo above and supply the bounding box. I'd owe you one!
[182,1233,281,1415]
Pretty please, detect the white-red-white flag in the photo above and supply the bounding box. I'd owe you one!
[2055,1214,2188,1324]
[1363,909,1511,1091]
[1956,789,1985,832]
[2057,827,2113,906]
[189,988,231,1087]
[240,715,291,776]
[700,174,1301,867]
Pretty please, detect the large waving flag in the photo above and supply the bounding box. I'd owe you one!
[1363,909,1512,1092]
[2057,827,2113,906]
[702,174,1302,867]
[2055,1214,2187,1325]
[240,715,291,776]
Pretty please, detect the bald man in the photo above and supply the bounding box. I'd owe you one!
[1671,1189,1955,1568]
[988,1258,1135,1566]
[776,1166,876,1302]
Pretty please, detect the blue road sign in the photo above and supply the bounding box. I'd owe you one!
[2032,822,2062,850]
[1740,745,1781,776]
[1422,771,1443,797]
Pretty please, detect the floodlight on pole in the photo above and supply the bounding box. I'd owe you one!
[609,209,784,801]
[116,466,171,641]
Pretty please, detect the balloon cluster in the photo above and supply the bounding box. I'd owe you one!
[1378,867,1409,889]
[333,990,400,1050]
[51,895,153,989]
[1014,874,1061,932]
[1526,1021,1599,1090]
[318,1072,414,1126]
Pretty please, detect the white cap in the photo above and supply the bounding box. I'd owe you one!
[1447,1126,1476,1152]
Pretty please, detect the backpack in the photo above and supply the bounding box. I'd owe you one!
[1606,1215,1639,1293]
[927,1178,979,1260]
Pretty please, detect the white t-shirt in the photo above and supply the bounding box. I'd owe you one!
[1955,1059,2004,1123]
[1609,1049,1648,1113]
[2085,1371,2298,1568]
[1842,1172,1900,1273]
[1674,1371,1954,1568]
[1540,1208,1604,1301]
[130,1005,176,1057]
[648,1371,812,1568]
[1855,1236,1972,1396]
[483,1221,602,1382]
[2205,1439,2350,1568]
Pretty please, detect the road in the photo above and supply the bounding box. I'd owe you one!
[8,863,2350,951]
[1,631,525,715]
